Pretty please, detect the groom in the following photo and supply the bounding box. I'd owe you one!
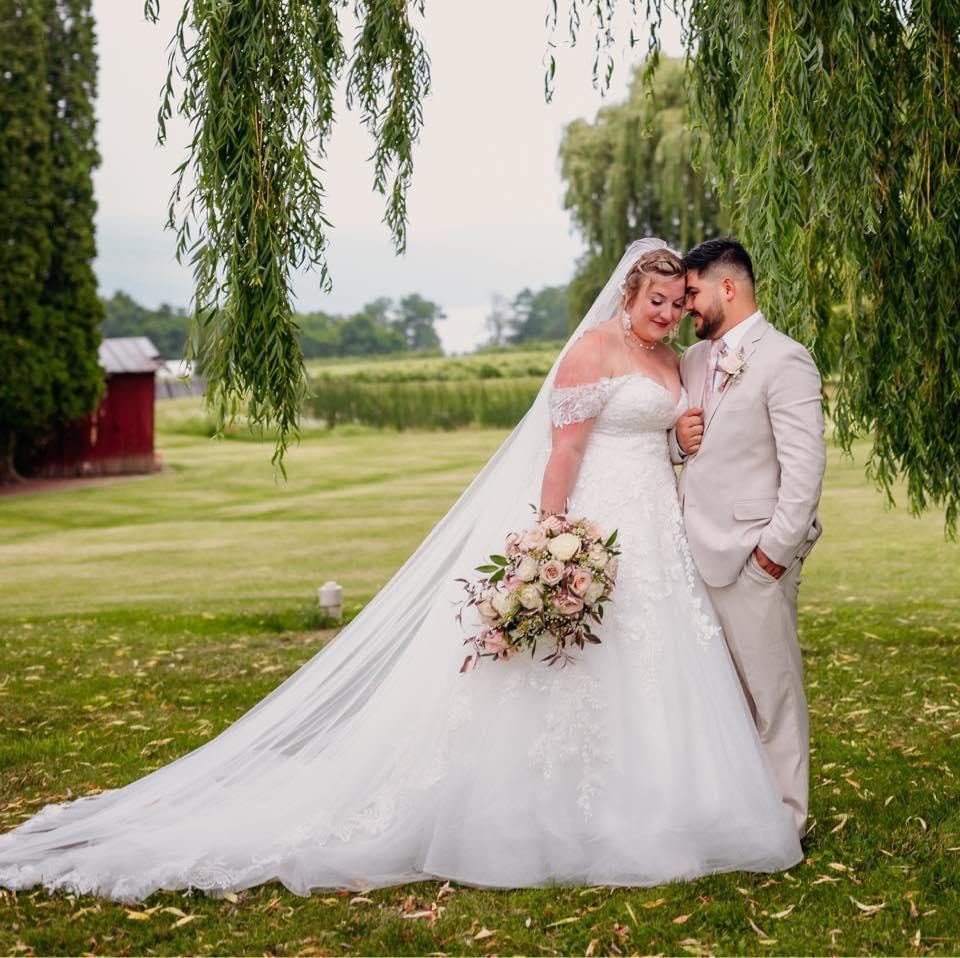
[670,237,825,839]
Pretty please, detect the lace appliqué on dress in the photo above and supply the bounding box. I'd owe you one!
[549,380,617,428]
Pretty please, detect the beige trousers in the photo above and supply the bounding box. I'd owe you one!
[705,553,809,838]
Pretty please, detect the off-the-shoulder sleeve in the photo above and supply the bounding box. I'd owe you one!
[549,379,614,428]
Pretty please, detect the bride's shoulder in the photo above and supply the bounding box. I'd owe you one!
[554,328,614,388]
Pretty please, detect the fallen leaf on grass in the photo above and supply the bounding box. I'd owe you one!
[125,910,151,921]
[907,816,928,832]
[625,903,638,925]
[173,915,198,928]
[473,927,496,940]
[584,939,598,957]
[545,916,581,928]
[747,916,772,941]
[672,914,690,925]
[812,875,840,885]
[850,896,885,915]
[827,862,848,872]
[831,814,850,833]
[223,892,239,904]
[161,907,187,918]
[643,897,668,908]
[770,905,795,919]
[402,909,440,921]
[350,896,373,906]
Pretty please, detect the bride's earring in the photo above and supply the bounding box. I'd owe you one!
[621,310,632,333]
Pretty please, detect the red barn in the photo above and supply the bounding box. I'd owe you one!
[29,337,164,478]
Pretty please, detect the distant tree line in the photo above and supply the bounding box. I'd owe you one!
[101,291,447,360]
[485,285,569,346]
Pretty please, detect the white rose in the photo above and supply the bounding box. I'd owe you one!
[587,545,608,570]
[584,580,605,605]
[547,533,582,562]
[515,555,539,582]
[491,590,519,619]
[476,598,498,622]
[518,584,544,611]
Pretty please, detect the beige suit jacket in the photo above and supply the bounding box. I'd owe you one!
[670,317,826,588]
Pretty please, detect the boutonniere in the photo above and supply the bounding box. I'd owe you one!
[717,347,747,390]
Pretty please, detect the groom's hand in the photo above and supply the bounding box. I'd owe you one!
[754,546,786,579]
[676,407,705,455]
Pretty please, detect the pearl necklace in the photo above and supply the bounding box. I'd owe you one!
[624,326,657,352]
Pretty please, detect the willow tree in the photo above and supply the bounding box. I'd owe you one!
[146,1,959,530]
[559,56,727,327]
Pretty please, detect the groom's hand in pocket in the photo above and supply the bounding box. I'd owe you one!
[754,546,786,579]
[676,407,705,455]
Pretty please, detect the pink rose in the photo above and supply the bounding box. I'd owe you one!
[503,574,522,591]
[587,522,605,542]
[570,568,593,597]
[504,532,522,558]
[483,629,507,655]
[540,514,565,535]
[519,527,548,552]
[539,559,564,586]
[553,592,585,616]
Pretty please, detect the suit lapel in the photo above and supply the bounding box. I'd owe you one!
[703,317,772,435]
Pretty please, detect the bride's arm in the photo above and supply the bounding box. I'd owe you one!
[540,332,609,515]
[541,419,595,515]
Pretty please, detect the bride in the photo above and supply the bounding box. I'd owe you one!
[0,238,801,901]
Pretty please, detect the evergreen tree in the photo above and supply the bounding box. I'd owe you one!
[0,2,53,480]
[0,0,103,480]
[38,0,104,442]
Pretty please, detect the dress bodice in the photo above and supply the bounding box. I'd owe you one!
[550,373,686,448]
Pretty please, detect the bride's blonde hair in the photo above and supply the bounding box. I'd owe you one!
[622,248,685,308]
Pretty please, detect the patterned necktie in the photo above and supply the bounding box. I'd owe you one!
[702,338,725,406]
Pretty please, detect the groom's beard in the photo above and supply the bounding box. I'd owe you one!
[692,300,725,340]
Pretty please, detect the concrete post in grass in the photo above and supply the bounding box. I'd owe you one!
[318,581,343,622]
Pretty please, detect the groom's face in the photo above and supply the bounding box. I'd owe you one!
[685,269,725,340]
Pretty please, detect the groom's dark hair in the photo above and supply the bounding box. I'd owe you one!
[683,237,755,286]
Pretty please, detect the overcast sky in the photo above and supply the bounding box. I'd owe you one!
[91,2,683,352]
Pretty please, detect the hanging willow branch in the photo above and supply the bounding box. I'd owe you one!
[142,0,429,469]
[552,0,960,534]
[684,0,960,534]
[144,0,958,534]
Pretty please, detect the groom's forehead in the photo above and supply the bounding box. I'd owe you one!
[685,269,704,292]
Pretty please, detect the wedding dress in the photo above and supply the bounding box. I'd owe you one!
[0,239,801,901]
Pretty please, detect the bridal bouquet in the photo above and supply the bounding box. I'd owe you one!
[456,511,620,671]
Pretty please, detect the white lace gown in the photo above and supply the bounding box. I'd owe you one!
[0,373,801,900]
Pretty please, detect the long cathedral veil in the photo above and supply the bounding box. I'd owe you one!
[0,238,677,899]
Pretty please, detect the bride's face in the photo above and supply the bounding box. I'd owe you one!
[626,276,686,341]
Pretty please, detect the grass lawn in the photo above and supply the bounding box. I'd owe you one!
[0,397,958,956]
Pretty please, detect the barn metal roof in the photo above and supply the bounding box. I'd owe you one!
[99,337,164,375]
